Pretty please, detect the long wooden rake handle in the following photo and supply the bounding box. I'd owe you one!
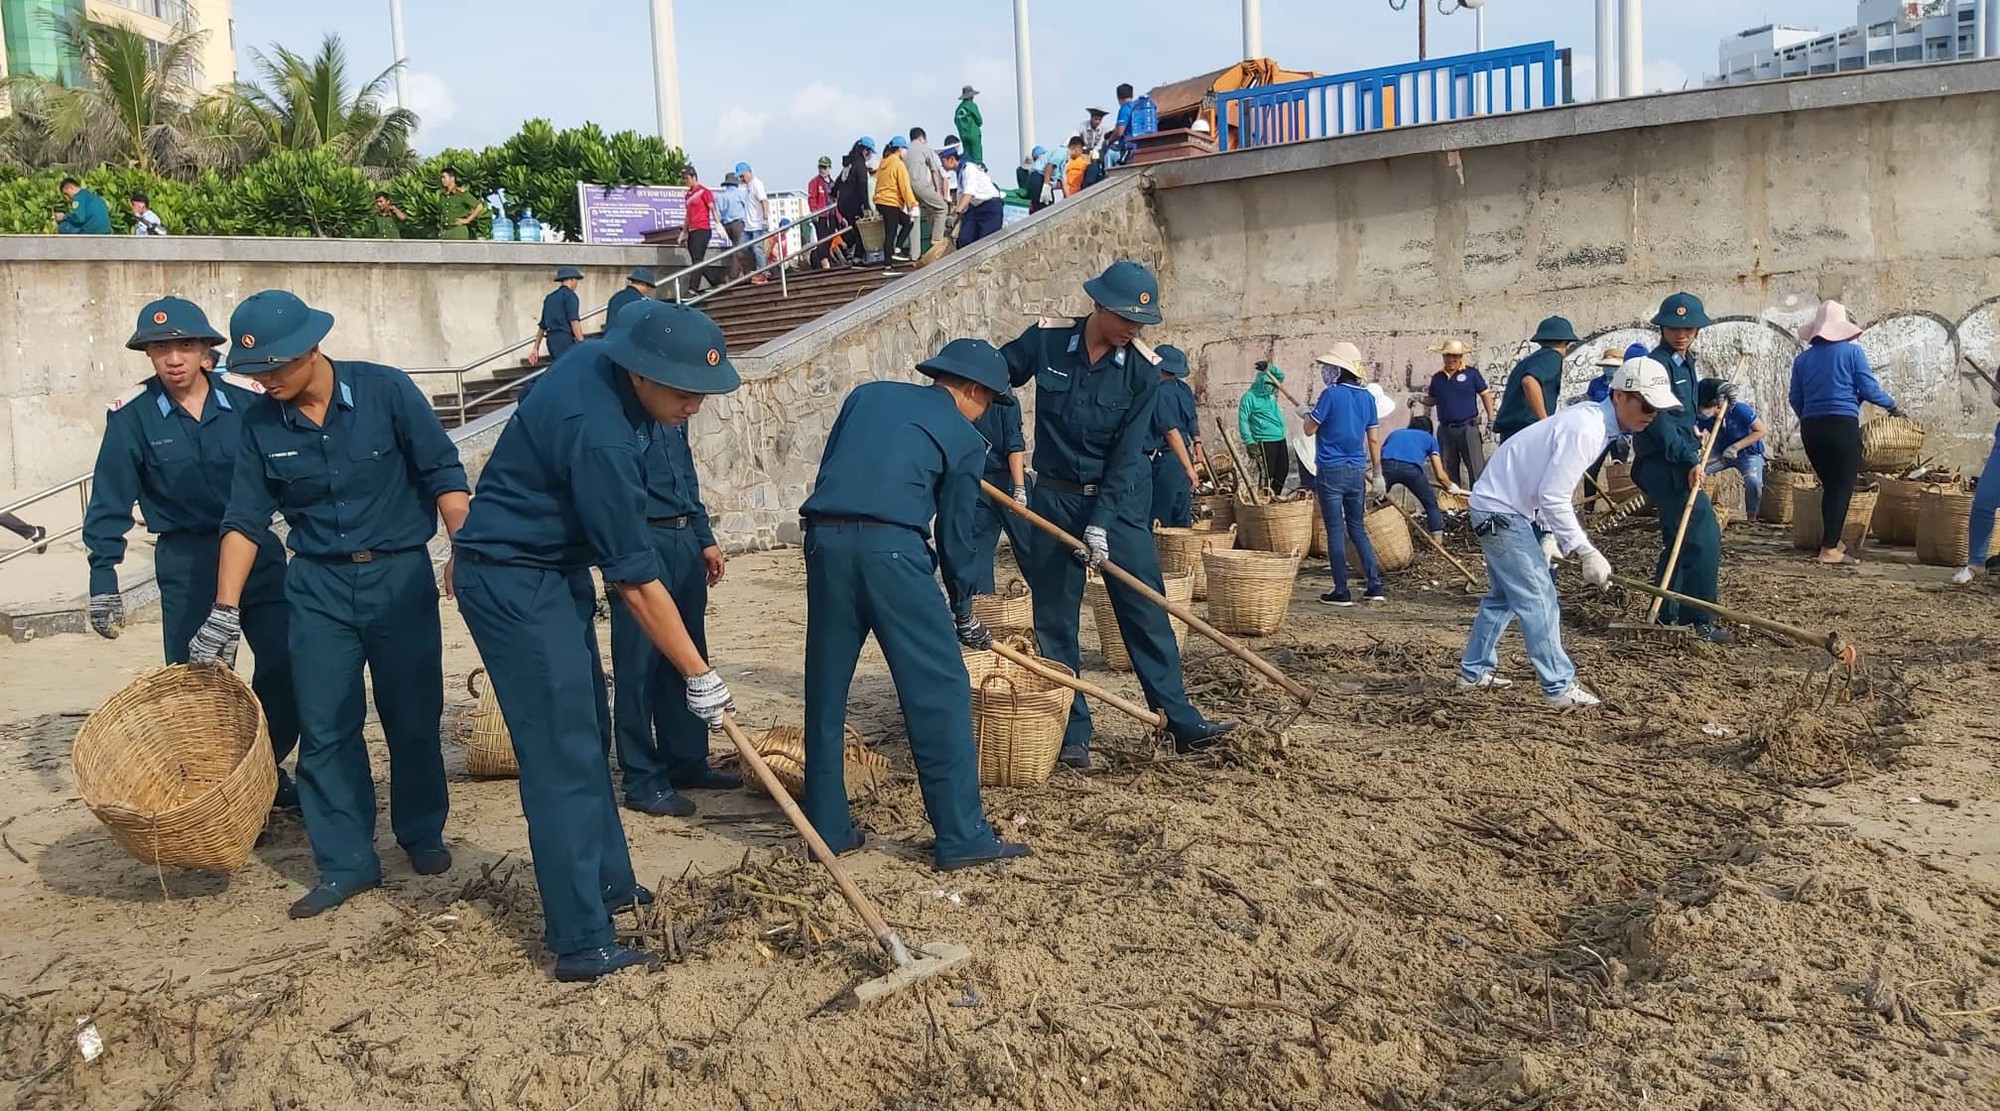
[981,480,1315,706]
[1648,414,1727,623]
[1605,572,1855,663]
[987,641,1167,731]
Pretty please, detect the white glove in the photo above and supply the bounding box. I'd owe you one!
[187,605,242,668]
[1539,533,1561,566]
[1296,405,1314,420]
[1078,525,1110,568]
[1720,447,1739,463]
[1447,484,1469,497]
[1580,549,1613,589]
[684,670,734,729]
[1368,472,1387,499]
[1012,485,1028,505]
[88,593,124,640]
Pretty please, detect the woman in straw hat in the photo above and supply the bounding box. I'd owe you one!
[1787,300,1902,566]
[1302,343,1386,605]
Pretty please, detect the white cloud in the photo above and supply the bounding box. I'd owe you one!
[404,71,457,140]
[784,82,900,134]
[715,105,772,147]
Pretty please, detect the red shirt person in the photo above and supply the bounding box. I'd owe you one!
[679,167,719,289]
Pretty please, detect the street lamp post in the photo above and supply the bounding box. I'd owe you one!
[650,0,684,151]
[1014,0,1035,170]
[1244,0,1263,60]
[388,0,407,110]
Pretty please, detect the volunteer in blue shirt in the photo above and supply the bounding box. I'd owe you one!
[1637,292,1729,641]
[1697,378,1767,519]
[1956,375,2000,586]
[191,291,470,919]
[1787,299,1903,567]
[83,297,300,808]
[968,387,1031,595]
[998,261,1233,770]
[1492,318,1578,442]
[1379,414,1467,542]
[1418,340,1495,486]
[1147,344,1202,528]
[798,339,1029,871]
[452,301,740,981]
[606,268,656,326]
[531,265,585,366]
[1303,343,1385,606]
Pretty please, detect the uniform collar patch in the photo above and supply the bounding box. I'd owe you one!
[337,381,354,409]
[155,392,172,417]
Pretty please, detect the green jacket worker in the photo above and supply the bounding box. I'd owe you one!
[531,266,585,365]
[967,386,1032,595]
[1636,292,1730,643]
[1492,317,1578,441]
[84,298,301,808]
[190,291,471,920]
[605,328,740,821]
[605,268,657,329]
[451,301,740,982]
[999,261,1233,769]
[56,178,112,234]
[437,166,485,239]
[954,86,984,166]
[1147,344,1201,528]
[1238,362,1289,497]
[798,339,1027,871]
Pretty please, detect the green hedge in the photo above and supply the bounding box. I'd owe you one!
[6,121,687,239]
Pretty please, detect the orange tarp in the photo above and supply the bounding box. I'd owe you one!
[1146,58,1319,148]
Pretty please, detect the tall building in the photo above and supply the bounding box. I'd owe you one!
[0,0,233,95]
[1713,0,1995,85]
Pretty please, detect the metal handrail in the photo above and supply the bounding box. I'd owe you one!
[663,201,840,303]
[0,472,93,567]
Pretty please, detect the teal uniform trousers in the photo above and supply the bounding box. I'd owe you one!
[605,525,711,798]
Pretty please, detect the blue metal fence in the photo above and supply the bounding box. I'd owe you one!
[1215,42,1572,152]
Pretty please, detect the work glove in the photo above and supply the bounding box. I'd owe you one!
[1077,525,1110,568]
[1295,405,1314,420]
[684,670,734,729]
[88,593,123,640]
[1540,533,1561,566]
[1012,484,1028,506]
[1447,484,1470,498]
[1885,406,1905,421]
[1720,446,1739,463]
[954,611,994,651]
[187,605,242,668]
[1579,549,1613,589]
[1368,471,1387,499]
[1196,481,1216,496]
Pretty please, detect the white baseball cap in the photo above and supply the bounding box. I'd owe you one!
[1609,357,1682,410]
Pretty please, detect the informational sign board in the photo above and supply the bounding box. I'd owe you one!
[575,183,689,245]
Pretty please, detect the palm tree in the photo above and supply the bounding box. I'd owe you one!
[229,34,419,171]
[0,13,248,175]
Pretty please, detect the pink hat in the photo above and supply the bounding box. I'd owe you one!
[1798,300,1863,344]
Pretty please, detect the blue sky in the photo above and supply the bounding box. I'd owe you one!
[232,1,1871,192]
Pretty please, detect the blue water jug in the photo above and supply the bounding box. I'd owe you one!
[516,209,542,243]
[490,213,514,241]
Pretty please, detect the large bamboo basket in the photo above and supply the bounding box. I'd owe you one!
[72,665,276,871]
[970,578,1035,635]
[1859,414,1926,474]
[1086,570,1193,671]
[965,651,1072,786]
[1343,503,1416,573]
[1235,495,1315,554]
[1156,524,1235,600]
[465,668,519,777]
[1704,469,1745,530]
[1193,494,1236,529]
[1203,548,1302,636]
[1869,478,1925,547]
[1759,467,1796,525]
[1792,480,1875,552]
[1915,487,1992,568]
[745,724,887,800]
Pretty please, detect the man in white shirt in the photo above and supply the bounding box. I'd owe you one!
[1457,357,1682,707]
[130,193,166,236]
[941,145,1004,248]
[736,162,770,282]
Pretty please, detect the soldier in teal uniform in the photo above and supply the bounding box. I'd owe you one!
[531,266,585,365]
[1492,317,1578,442]
[998,261,1233,769]
[1636,292,1731,643]
[190,291,471,919]
[967,386,1031,594]
[452,301,740,980]
[797,339,1027,870]
[605,363,741,820]
[83,297,300,807]
[1147,343,1201,528]
[605,268,656,328]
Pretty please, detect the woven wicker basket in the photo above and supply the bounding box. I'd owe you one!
[1914,487,1992,568]
[1156,524,1235,600]
[1310,508,1327,558]
[1194,494,1236,529]
[465,668,519,777]
[1792,481,1874,552]
[1086,569,1194,671]
[971,578,1034,634]
[1870,478,1925,547]
[1342,503,1416,573]
[1235,496,1315,554]
[1859,414,1926,474]
[1705,469,1745,530]
[1203,548,1301,636]
[965,651,1071,786]
[1759,467,1796,525]
[72,665,276,871]
[744,724,887,800]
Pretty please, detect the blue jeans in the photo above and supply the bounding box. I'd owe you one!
[1705,452,1766,519]
[1459,511,1576,696]
[1316,463,1380,596]
[1383,459,1442,534]
[1970,427,2000,568]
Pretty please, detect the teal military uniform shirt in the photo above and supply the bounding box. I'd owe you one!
[1492,347,1565,439]
[972,398,1025,481]
[606,286,646,329]
[641,420,716,550]
[1635,345,1704,470]
[541,286,582,337]
[1150,377,1197,454]
[998,318,1159,530]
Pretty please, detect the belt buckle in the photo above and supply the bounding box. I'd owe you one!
[351,550,375,564]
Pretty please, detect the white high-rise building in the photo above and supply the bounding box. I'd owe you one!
[1712,0,1993,85]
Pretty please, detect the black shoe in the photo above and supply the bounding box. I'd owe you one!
[606,884,655,914]
[673,767,743,791]
[823,826,869,856]
[624,790,696,818]
[1364,591,1387,604]
[1057,744,1091,770]
[29,526,47,555]
[1319,590,1354,607]
[288,880,377,919]
[1693,623,1736,645]
[553,945,662,982]
[1171,719,1235,754]
[407,845,452,875]
[272,768,300,811]
[935,840,1032,872]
